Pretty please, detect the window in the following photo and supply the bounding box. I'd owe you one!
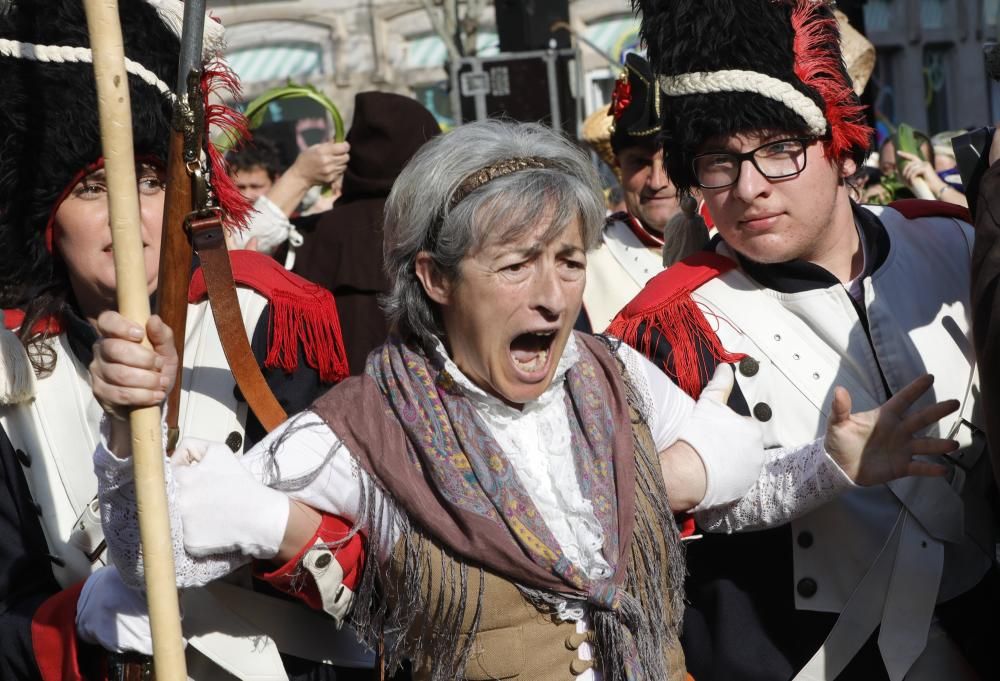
[863,0,894,33]
[923,44,953,133]
[920,0,948,29]
[873,47,899,125]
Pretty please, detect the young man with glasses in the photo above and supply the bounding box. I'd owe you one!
[610,1,997,680]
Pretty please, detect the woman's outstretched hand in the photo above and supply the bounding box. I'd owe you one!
[90,311,178,420]
[824,374,958,486]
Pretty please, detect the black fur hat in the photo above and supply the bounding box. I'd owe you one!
[0,0,179,310]
[634,0,872,192]
[610,53,664,154]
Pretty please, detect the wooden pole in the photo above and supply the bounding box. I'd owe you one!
[81,2,187,679]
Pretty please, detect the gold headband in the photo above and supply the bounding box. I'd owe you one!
[448,156,557,209]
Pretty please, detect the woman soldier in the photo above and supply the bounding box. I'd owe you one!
[0,1,363,679]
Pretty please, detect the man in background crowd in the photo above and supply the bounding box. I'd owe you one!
[581,53,707,332]
[228,135,349,268]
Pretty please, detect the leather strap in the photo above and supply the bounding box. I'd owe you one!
[157,130,194,453]
[187,212,287,432]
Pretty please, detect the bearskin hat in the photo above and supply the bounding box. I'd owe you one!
[610,53,665,155]
[0,0,184,310]
[634,0,873,192]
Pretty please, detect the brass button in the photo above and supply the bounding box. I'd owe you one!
[797,531,814,548]
[753,402,773,422]
[738,356,759,377]
[797,577,818,598]
[225,431,243,453]
[565,632,588,650]
[570,657,594,675]
[314,552,333,569]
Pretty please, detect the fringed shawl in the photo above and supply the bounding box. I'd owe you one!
[311,333,685,680]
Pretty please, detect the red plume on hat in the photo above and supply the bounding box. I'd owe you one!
[788,1,871,162]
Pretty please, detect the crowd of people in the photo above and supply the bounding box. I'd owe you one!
[0,1,997,681]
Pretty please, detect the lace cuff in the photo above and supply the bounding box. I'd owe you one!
[694,438,856,533]
[94,415,246,589]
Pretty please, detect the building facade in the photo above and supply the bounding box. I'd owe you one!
[863,0,1000,137]
[208,0,642,129]
[208,0,1000,139]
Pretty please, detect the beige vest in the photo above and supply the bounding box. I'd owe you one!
[389,402,686,681]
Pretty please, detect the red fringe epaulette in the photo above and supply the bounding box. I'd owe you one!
[188,250,351,384]
[607,251,744,399]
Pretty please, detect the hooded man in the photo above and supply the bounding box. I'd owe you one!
[293,91,441,374]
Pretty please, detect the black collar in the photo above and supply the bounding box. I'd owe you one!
[64,305,99,368]
[719,202,891,294]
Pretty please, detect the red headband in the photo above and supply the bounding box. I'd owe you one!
[44,155,163,254]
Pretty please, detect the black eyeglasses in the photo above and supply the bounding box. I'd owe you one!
[692,137,815,189]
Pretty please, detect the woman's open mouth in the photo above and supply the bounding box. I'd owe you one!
[509,330,557,379]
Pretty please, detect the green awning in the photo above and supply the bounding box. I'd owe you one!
[405,32,501,70]
[227,43,323,85]
[583,15,641,63]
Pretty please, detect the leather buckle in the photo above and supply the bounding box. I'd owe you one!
[185,209,225,252]
[105,651,154,681]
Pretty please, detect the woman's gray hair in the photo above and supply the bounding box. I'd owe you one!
[382,119,605,346]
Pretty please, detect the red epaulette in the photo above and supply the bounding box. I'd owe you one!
[188,250,350,384]
[607,251,744,399]
[888,198,972,224]
[613,251,737,319]
[2,309,62,334]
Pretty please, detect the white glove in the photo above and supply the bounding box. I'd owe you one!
[677,365,765,511]
[172,438,290,559]
[76,566,165,655]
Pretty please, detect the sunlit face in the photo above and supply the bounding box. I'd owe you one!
[53,164,165,319]
[421,217,587,405]
[698,132,855,265]
[617,145,681,235]
[230,166,273,202]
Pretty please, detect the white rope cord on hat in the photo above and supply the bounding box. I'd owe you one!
[659,70,828,137]
[0,38,176,103]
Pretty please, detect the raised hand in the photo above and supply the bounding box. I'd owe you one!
[824,374,957,486]
[287,141,350,188]
[90,311,178,419]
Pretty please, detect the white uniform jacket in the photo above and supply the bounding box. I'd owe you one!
[583,214,664,333]
[683,204,993,680]
[0,288,369,679]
